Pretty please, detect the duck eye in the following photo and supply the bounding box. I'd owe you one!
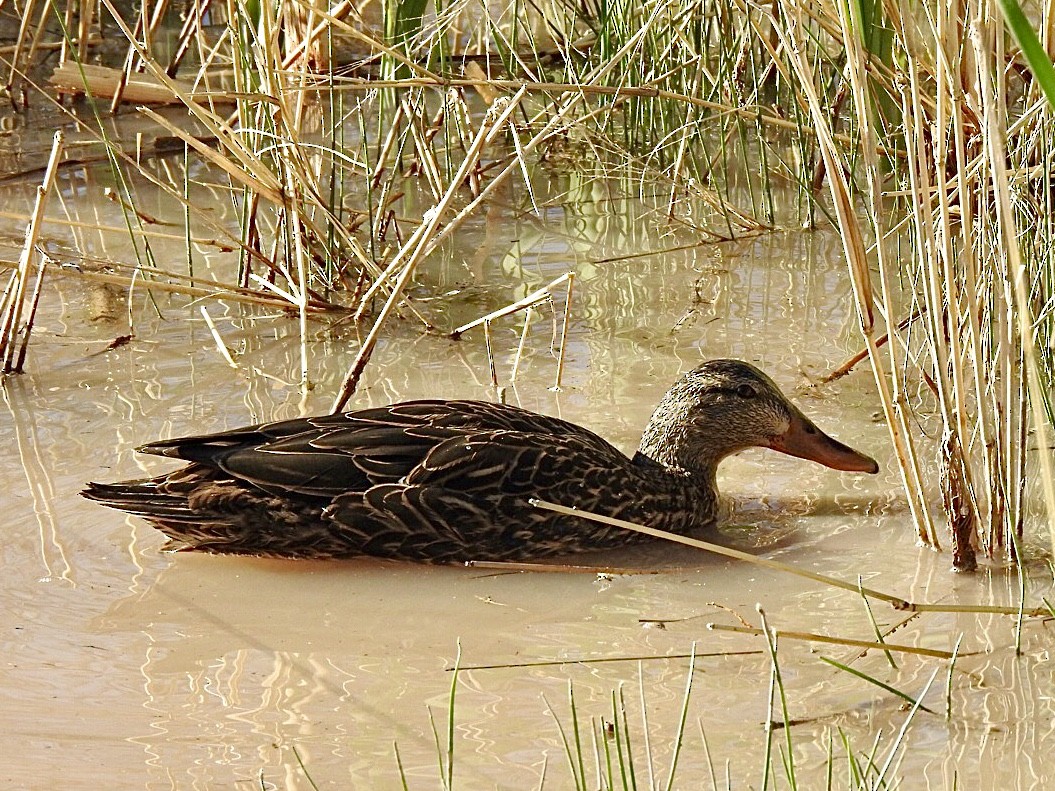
[735,384,757,399]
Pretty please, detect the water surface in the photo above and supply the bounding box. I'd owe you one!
[1,141,1052,789]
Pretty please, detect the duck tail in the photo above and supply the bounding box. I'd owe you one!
[81,480,201,523]
[83,475,335,557]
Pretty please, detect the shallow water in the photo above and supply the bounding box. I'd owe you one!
[2,140,1054,789]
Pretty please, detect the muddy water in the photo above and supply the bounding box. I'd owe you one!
[1,155,1054,789]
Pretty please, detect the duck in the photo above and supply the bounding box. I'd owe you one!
[82,359,879,562]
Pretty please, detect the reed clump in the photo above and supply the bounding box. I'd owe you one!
[760,0,1055,569]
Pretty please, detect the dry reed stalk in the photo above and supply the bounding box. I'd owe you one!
[510,308,533,383]
[0,257,333,311]
[532,498,909,607]
[0,271,19,336]
[971,18,1055,559]
[507,120,539,216]
[12,262,46,372]
[0,131,63,374]
[531,499,1049,617]
[288,47,313,389]
[553,272,573,390]
[450,273,573,337]
[185,16,234,114]
[238,189,262,290]
[404,95,445,200]
[370,101,407,188]
[199,305,239,368]
[448,89,486,197]
[821,308,926,383]
[452,652,753,670]
[166,0,212,75]
[0,209,220,246]
[707,624,956,660]
[77,0,98,64]
[49,62,228,105]
[482,320,498,387]
[110,0,170,111]
[451,273,573,386]
[771,1,937,553]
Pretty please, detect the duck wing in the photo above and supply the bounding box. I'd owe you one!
[324,428,640,560]
[404,428,622,495]
[135,400,617,500]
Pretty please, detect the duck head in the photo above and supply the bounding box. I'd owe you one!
[636,359,879,478]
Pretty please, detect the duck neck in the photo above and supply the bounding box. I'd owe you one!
[632,433,720,504]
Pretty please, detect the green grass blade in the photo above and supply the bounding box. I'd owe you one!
[818,656,938,715]
[663,644,696,791]
[997,0,1055,110]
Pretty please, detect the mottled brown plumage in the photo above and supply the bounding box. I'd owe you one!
[82,360,878,562]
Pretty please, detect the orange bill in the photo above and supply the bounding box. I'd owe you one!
[769,407,879,474]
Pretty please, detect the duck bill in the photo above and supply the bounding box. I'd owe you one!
[769,408,879,474]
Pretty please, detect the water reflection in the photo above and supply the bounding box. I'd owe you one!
[2,377,75,586]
